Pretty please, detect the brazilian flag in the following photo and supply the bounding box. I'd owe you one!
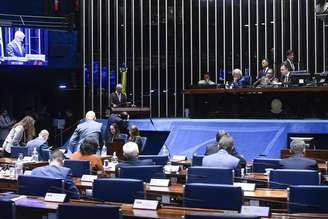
[119,63,128,95]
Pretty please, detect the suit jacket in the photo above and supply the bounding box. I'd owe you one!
[205,144,246,168]
[115,158,154,170]
[26,137,49,161]
[68,120,103,154]
[202,149,241,175]
[257,67,269,80]
[281,72,291,84]
[109,92,127,107]
[7,40,25,57]
[279,154,318,170]
[2,125,24,153]
[284,59,296,72]
[105,114,129,142]
[31,164,80,199]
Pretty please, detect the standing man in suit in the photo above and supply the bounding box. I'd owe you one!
[257,59,270,80]
[68,111,103,155]
[284,50,296,72]
[115,142,153,170]
[202,135,241,174]
[26,129,50,161]
[280,63,291,85]
[279,139,318,170]
[7,30,26,57]
[31,150,80,199]
[110,84,127,108]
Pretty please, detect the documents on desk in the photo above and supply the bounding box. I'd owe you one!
[81,174,98,182]
[233,183,256,191]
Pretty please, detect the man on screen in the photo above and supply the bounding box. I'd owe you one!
[7,30,26,57]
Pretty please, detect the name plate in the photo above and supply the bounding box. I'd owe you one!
[171,155,187,161]
[24,170,32,176]
[149,178,170,187]
[241,206,270,217]
[133,199,159,210]
[233,183,256,191]
[44,193,66,203]
[81,174,98,182]
[164,165,180,173]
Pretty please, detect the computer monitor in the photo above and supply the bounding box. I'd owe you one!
[290,71,312,86]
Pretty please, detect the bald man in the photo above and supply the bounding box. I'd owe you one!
[68,111,103,154]
[7,30,26,57]
[26,129,50,161]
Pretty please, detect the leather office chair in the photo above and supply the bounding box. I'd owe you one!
[252,158,281,173]
[183,214,260,219]
[11,146,28,158]
[139,155,168,165]
[118,165,164,182]
[0,199,15,219]
[186,167,233,184]
[288,185,328,213]
[191,154,204,166]
[184,183,243,210]
[269,169,320,189]
[57,203,121,219]
[17,175,64,197]
[39,148,51,161]
[93,178,144,203]
[63,160,91,177]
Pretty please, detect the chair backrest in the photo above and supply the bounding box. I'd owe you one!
[252,158,281,173]
[93,178,144,203]
[17,175,64,197]
[186,167,233,185]
[288,185,328,213]
[57,203,121,219]
[0,200,15,219]
[183,214,261,219]
[39,149,51,161]
[64,160,91,177]
[118,165,164,182]
[184,183,243,210]
[140,137,147,153]
[138,155,168,165]
[11,146,28,158]
[269,169,320,189]
[192,154,204,166]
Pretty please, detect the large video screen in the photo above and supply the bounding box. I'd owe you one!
[0,27,48,66]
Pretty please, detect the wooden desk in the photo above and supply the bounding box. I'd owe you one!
[111,107,150,118]
[15,196,328,219]
[281,149,328,162]
[0,158,48,170]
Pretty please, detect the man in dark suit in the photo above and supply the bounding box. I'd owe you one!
[26,129,50,161]
[7,30,26,57]
[115,142,153,170]
[280,63,291,85]
[31,150,80,199]
[257,58,270,80]
[283,50,296,72]
[68,111,103,155]
[109,84,127,107]
[279,139,318,170]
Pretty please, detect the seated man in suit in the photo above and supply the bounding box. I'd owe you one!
[231,68,245,88]
[68,111,103,155]
[7,30,26,57]
[279,139,318,170]
[26,129,50,161]
[280,63,291,85]
[198,72,215,85]
[253,68,279,88]
[109,84,127,107]
[115,142,153,171]
[31,150,80,199]
[205,130,246,167]
[257,58,270,80]
[202,135,241,175]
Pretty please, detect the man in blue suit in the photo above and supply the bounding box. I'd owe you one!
[202,135,241,175]
[115,142,153,170]
[26,129,50,161]
[31,150,80,199]
[279,139,318,170]
[68,111,103,155]
[7,30,26,57]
